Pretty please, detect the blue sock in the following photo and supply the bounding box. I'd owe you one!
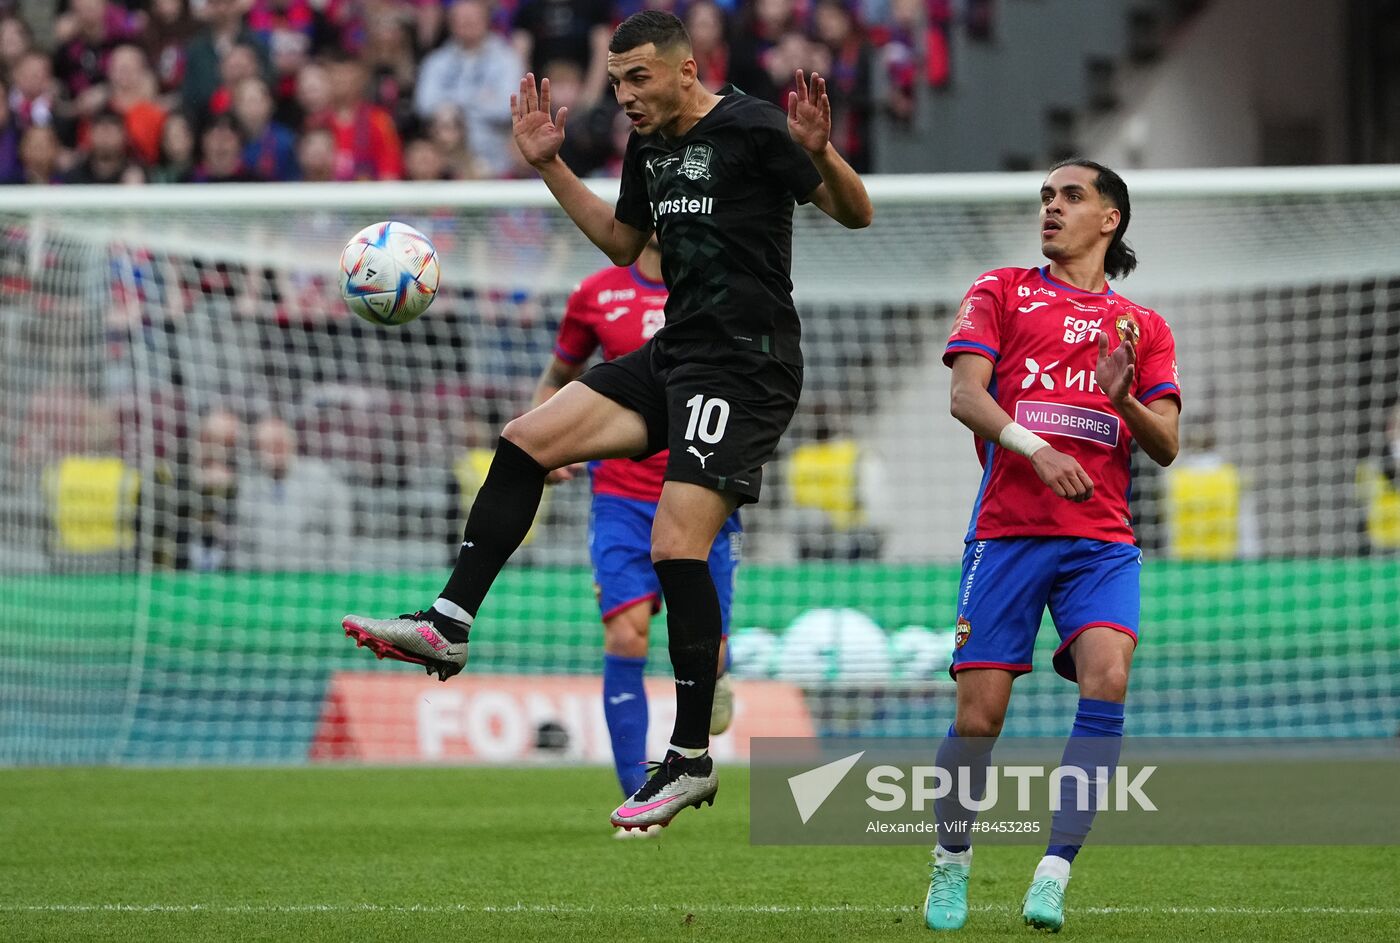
[933,723,994,853]
[1047,697,1125,863]
[603,654,649,797]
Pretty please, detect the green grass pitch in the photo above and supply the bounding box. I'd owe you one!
[1,767,1395,942]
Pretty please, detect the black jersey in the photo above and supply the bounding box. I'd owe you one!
[613,86,823,367]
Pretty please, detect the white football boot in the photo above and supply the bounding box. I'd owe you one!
[610,751,718,830]
[342,612,468,681]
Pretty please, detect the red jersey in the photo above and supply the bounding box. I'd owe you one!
[555,264,670,502]
[943,266,1181,544]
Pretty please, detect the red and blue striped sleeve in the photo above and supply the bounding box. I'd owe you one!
[943,272,1006,367]
[1136,314,1182,407]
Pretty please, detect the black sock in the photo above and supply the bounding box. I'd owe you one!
[654,558,721,751]
[433,437,547,641]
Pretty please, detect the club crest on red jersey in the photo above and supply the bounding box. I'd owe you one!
[1115,314,1140,344]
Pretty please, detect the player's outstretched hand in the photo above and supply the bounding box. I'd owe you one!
[1030,447,1095,503]
[511,73,568,169]
[1096,332,1136,406]
[787,69,831,154]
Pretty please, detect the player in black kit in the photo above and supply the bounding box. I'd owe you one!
[341,10,871,830]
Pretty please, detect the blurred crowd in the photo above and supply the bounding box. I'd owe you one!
[0,0,997,186]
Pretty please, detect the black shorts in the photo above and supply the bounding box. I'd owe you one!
[577,340,802,506]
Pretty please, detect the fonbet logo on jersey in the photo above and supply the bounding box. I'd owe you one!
[1064,315,1105,344]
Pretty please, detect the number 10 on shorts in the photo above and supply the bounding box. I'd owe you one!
[684,395,730,444]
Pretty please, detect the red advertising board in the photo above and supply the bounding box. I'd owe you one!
[311,673,814,763]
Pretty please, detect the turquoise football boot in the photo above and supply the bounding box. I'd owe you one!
[923,860,971,931]
[1022,877,1067,932]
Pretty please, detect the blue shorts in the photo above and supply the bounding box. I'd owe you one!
[951,537,1141,681]
[588,493,743,634]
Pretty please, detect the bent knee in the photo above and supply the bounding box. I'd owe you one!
[501,415,549,464]
[649,527,711,564]
[500,415,533,450]
[953,713,1005,739]
[649,541,690,564]
[1079,665,1130,702]
[604,625,650,658]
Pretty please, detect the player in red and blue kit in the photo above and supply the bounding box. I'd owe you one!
[535,237,742,837]
[924,160,1182,933]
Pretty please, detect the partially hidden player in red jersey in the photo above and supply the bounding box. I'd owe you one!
[535,236,742,839]
[924,159,1181,933]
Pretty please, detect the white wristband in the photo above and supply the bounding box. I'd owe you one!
[999,422,1051,458]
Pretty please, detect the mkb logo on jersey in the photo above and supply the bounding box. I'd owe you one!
[680,143,714,180]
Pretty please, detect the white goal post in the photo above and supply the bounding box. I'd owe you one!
[1,166,1397,765]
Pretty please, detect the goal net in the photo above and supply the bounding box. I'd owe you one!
[2,169,1398,765]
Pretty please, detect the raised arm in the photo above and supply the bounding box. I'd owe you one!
[787,69,873,230]
[1095,333,1180,466]
[512,74,652,265]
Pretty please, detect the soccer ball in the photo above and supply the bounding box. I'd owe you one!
[339,221,440,325]
[889,625,955,681]
[776,608,892,683]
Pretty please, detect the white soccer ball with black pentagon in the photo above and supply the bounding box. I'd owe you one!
[339,221,440,325]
